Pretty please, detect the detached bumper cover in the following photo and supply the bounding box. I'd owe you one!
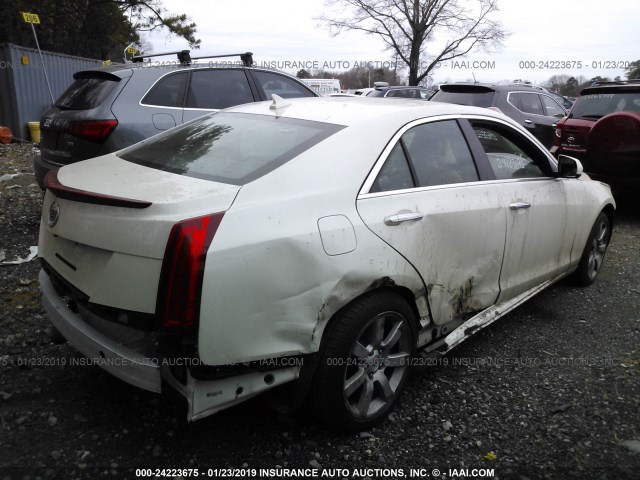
[39,269,161,392]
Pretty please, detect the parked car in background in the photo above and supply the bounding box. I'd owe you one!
[432,83,568,148]
[39,96,614,432]
[551,80,640,189]
[367,85,435,100]
[547,91,574,110]
[34,51,317,188]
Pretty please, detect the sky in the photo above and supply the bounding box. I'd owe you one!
[146,0,639,87]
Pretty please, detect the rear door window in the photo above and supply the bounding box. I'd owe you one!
[252,71,316,99]
[513,92,545,116]
[370,142,415,193]
[55,75,119,110]
[185,70,254,109]
[118,112,344,185]
[403,120,479,187]
[141,72,188,108]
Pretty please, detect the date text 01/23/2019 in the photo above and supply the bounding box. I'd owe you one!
[518,60,631,69]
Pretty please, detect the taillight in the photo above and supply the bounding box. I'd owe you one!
[555,126,562,138]
[68,120,118,142]
[157,212,225,333]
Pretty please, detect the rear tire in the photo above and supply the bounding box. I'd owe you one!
[310,291,416,432]
[571,211,611,286]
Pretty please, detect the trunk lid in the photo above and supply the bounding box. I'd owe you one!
[39,156,240,314]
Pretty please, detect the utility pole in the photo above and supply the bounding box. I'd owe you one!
[21,11,54,103]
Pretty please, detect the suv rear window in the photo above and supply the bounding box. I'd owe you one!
[118,112,344,185]
[571,91,640,120]
[432,86,495,107]
[55,74,120,110]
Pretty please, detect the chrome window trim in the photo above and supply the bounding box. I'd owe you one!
[359,177,561,200]
[358,114,558,197]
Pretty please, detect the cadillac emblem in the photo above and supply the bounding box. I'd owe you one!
[48,201,60,227]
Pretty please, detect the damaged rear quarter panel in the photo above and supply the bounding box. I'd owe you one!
[196,132,428,366]
[197,202,427,366]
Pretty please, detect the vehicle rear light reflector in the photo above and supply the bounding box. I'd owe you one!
[68,120,118,142]
[157,212,225,333]
[44,170,152,208]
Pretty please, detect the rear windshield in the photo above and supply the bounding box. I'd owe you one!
[118,112,344,185]
[55,77,119,110]
[431,88,495,108]
[571,92,640,120]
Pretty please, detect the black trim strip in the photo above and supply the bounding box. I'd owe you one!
[45,170,152,209]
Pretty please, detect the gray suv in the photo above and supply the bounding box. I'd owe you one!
[431,83,568,149]
[35,51,317,187]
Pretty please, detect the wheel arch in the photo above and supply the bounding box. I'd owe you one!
[316,284,422,352]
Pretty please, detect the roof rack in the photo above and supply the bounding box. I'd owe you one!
[131,50,254,67]
[131,50,191,64]
[590,79,640,87]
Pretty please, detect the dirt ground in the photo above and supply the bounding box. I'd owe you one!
[0,142,639,480]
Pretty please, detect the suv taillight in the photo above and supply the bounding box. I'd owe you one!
[157,212,225,334]
[68,120,118,142]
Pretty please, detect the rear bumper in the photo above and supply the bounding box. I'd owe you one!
[39,269,162,392]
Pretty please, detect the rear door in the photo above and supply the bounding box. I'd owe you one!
[138,71,189,132]
[357,118,506,326]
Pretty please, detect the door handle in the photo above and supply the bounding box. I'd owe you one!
[509,202,531,210]
[524,119,533,124]
[384,212,425,226]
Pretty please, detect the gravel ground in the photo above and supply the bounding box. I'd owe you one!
[0,143,638,480]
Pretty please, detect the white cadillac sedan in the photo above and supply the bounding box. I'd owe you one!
[39,96,614,431]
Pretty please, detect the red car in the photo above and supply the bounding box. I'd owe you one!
[551,80,640,189]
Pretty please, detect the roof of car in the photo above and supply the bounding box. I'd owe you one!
[439,83,549,92]
[225,96,509,127]
[580,82,640,95]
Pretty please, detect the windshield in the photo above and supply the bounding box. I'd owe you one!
[56,77,119,110]
[571,92,640,120]
[118,112,344,185]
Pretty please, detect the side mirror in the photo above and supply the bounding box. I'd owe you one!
[557,155,583,178]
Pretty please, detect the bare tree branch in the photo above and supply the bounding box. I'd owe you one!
[317,0,509,85]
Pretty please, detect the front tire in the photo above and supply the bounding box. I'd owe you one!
[572,211,611,286]
[310,291,416,432]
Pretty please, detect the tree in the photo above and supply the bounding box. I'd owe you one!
[545,74,571,93]
[626,60,640,79]
[296,69,312,79]
[317,0,508,86]
[563,76,580,97]
[107,0,200,49]
[0,0,199,61]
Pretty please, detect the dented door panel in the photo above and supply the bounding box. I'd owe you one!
[357,183,507,326]
[496,178,571,300]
